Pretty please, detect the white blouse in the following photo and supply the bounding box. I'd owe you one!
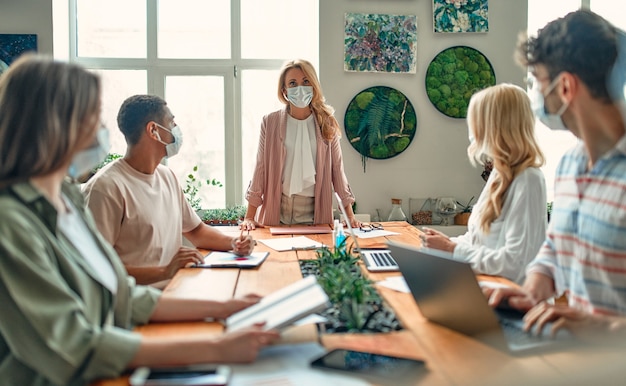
[451,167,547,284]
[282,114,317,197]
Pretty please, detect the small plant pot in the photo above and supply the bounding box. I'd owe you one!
[454,212,471,226]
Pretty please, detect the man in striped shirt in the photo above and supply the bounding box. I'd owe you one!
[486,10,626,340]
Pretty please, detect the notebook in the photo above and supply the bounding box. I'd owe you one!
[334,192,399,272]
[196,251,269,268]
[225,275,330,332]
[387,241,576,355]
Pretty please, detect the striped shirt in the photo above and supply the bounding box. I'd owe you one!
[527,135,626,316]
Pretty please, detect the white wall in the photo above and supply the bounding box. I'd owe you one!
[1,0,529,221]
[320,1,528,220]
[0,0,53,55]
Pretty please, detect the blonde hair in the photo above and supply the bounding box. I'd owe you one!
[0,54,101,188]
[277,59,340,141]
[466,83,545,233]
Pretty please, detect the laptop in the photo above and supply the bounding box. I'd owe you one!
[387,241,576,355]
[334,192,399,272]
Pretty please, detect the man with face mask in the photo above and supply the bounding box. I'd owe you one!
[485,10,626,341]
[82,95,256,288]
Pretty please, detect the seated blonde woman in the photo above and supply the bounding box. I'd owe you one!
[422,83,547,284]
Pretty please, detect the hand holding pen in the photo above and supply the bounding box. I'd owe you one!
[231,228,256,256]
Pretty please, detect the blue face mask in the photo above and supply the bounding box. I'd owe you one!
[154,123,183,158]
[528,74,569,131]
[286,86,313,108]
[68,126,110,179]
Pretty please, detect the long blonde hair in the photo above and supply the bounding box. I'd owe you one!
[277,59,340,141]
[466,83,545,233]
[0,54,101,188]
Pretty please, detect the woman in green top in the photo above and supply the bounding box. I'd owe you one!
[0,55,279,385]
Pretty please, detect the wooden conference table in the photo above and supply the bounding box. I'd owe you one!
[96,221,625,385]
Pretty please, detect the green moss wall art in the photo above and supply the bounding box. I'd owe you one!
[425,46,495,118]
[344,86,417,172]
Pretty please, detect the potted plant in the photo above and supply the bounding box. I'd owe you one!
[183,165,223,214]
[454,196,475,226]
[201,205,247,226]
[299,240,402,333]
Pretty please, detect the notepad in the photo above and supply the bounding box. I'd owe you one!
[195,251,269,268]
[258,236,325,252]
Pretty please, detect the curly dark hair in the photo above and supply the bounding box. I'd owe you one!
[515,9,618,103]
[117,94,168,146]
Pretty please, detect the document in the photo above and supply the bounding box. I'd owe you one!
[226,275,330,332]
[196,251,269,268]
[270,225,333,235]
[258,236,326,252]
[229,342,369,386]
[354,229,401,239]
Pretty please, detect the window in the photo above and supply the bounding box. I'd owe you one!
[54,0,318,209]
[528,0,625,202]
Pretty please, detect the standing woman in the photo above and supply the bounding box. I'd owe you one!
[0,55,278,384]
[422,84,547,284]
[240,59,359,229]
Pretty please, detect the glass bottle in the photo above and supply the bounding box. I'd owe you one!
[387,198,407,222]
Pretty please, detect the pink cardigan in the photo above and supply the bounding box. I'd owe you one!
[245,108,356,226]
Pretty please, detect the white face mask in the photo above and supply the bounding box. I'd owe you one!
[529,74,569,131]
[68,126,110,179]
[286,86,313,108]
[154,123,183,158]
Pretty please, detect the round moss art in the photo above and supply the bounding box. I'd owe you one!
[425,46,496,119]
[344,86,417,172]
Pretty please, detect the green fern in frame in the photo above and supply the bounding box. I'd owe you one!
[344,86,417,172]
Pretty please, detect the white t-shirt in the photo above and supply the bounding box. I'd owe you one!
[82,159,201,268]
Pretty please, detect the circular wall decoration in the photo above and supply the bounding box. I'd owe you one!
[344,86,417,172]
[425,46,496,119]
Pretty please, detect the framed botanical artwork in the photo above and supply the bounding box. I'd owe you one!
[0,34,38,75]
[344,13,418,73]
[433,0,488,33]
[344,86,417,172]
[425,46,495,118]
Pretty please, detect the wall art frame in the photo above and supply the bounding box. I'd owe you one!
[425,45,495,119]
[433,0,489,33]
[344,13,417,74]
[344,86,417,172]
[0,34,38,75]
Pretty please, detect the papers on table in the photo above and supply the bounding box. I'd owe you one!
[353,229,401,239]
[377,276,410,293]
[258,236,326,252]
[229,342,369,386]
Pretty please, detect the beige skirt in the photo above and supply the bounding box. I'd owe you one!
[280,194,314,225]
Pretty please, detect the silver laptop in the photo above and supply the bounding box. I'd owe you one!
[334,192,399,272]
[387,241,576,355]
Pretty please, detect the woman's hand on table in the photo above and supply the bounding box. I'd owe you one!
[420,227,457,253]
[239,218,257,231]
